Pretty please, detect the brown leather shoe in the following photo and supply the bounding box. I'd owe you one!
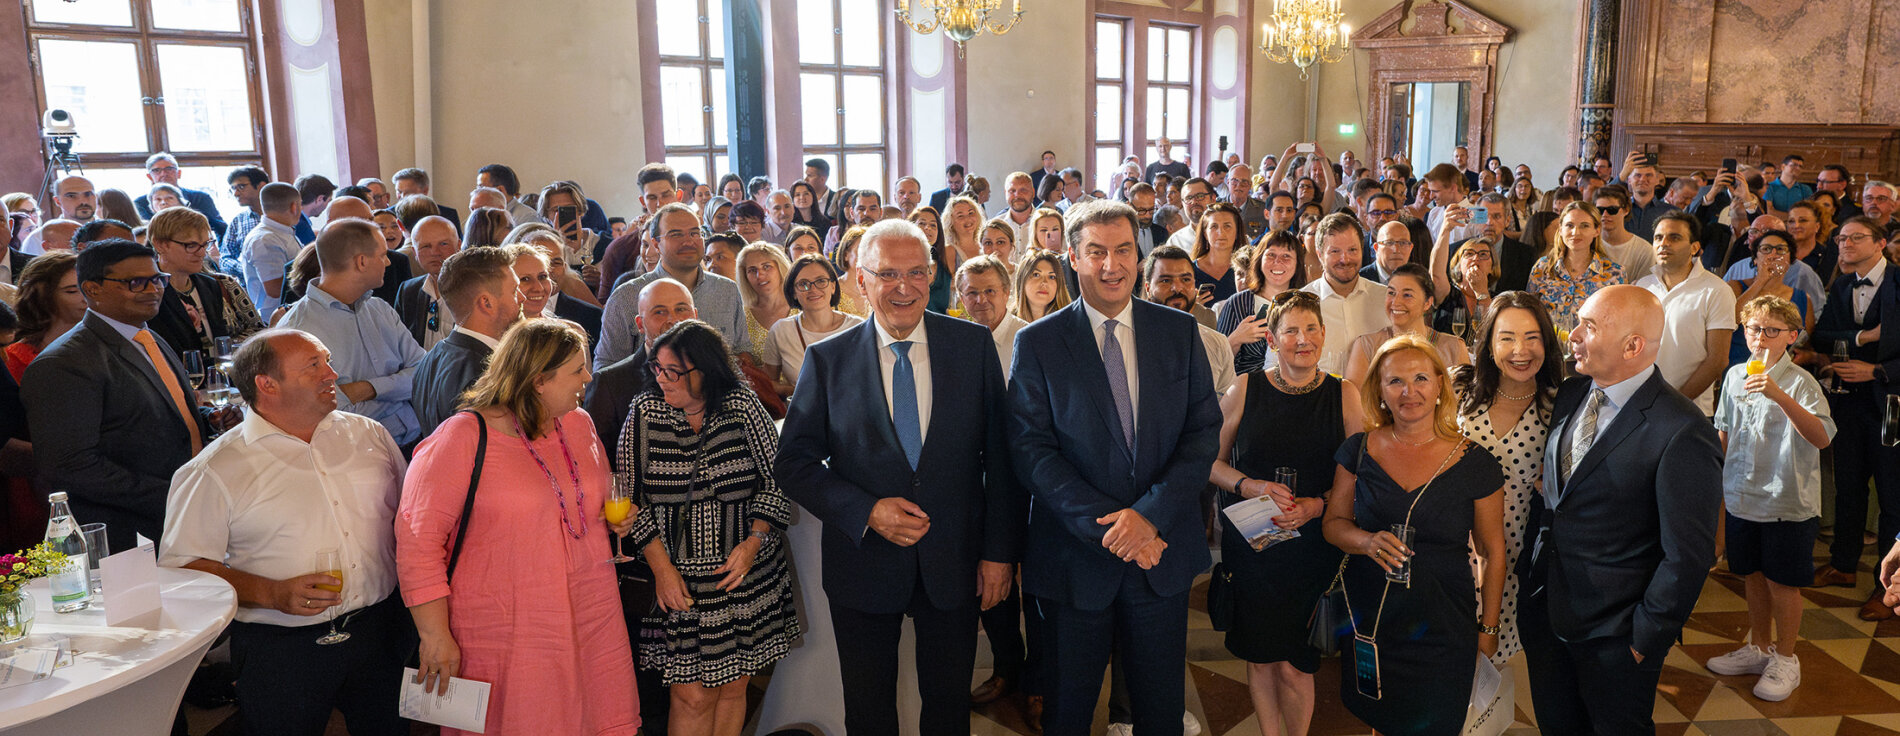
[1812,566,1858,588]
[971,675,1014,705]
[1024,694,1044,734]
[1861,590,1896,622]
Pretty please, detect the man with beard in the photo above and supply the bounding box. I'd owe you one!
[1299,214,1384,375]
[1143,245,1234,393]
[1163,177,1217,251]
[996,171,1039,248]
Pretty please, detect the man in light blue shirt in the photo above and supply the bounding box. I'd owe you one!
[597,203,749,370]
[242,182,306,316]
[1762,155,1814,217]
[277,219,425,445]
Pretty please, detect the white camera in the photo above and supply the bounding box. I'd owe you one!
[41,109,77,137]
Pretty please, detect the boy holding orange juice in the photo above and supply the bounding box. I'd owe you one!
[1705,295,1836,701]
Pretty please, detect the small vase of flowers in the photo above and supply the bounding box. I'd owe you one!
[0,543,67,643]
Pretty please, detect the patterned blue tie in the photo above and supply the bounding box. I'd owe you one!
[1102,319,1135,454]
[891,341,922,469]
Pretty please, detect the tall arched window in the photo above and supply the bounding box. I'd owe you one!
[653,0,729,186]
[797,0,887,192]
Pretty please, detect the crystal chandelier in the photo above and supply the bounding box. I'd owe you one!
[895,0,1024,58]
[1258,0,1350,80]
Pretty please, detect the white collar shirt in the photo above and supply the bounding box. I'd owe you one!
[1081,299,1140,429]
[1853,261,1887,322]
[451,324,501,349]
[1636,264,1737,414]
[874,316,932,445]
[990,313,1029,386]
[419,275,457,349]
[1300,275,1386,376]
[159,410,407,626]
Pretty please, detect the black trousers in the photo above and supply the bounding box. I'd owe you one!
[1519,590,1664,736]
[227,594,414,736]
[1035,572,1189,736]
[1827,392,1900,573]
[828,580,979,736]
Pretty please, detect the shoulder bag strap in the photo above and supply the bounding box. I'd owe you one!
[444,410,487,582]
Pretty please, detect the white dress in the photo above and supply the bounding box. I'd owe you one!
[1458,401,1549,664]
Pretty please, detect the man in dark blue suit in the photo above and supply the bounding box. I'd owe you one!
[1809,216,1900,620]
[133,153,227,241]
[927,163,967,213]
[1007,199,1221,735]
[777,218,1021,736]
[1519,285,1723,735]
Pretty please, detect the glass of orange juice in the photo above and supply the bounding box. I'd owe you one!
[605,485,635,563]
[1746,350,1767,404]
[313,548,350,645]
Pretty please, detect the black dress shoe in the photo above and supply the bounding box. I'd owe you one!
[971,675,1015,705]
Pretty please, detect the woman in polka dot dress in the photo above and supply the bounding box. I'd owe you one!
[1450,292,1564,664]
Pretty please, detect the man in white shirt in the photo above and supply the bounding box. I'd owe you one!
[1301,213,1386,376]
[1142,245,1236,394]
[1636,212,1736,414]
[242,182,305,315]
[1417,164,1483,244]
[1164,177,1217,252]
[160,328,410,736]
[955,254,1028,384]
[1596,185,1656,283]
[995,172,1039,248]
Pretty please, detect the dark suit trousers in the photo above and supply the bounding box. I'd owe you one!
[1036,570,1188,736]
[978,580,1028,683]
[1828,389,1900,573]
[1520,589,1663,736]
[227,595,413,736]
[828,573,979,736]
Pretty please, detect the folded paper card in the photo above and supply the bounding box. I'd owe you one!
[399,667,492,732]
[1221,495,1300,550]
[99,535,161,626]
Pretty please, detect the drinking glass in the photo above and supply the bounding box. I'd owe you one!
[181,350,206,390]
[213,336,235,360]
[1885,395,1900,448]
[1449,306,1469,343]
[1831,340,1852,394]
[1274,467,1298,496]
[1744,349,1767,404]
[1385,524,1415,585]
[80,523,107,598]
[312,548,350,645]
[605,486,635,564]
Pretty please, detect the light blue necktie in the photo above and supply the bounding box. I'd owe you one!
[892,341,922,469]
[1102,319,1134,454]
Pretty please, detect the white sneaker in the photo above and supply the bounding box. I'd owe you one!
[1184,711,1204,736]
[1706,643,1772,675]
[1753,648,1801,701]
[1105,724,1134,736]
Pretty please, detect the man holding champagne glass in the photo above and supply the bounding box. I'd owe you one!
[160,329,414,736]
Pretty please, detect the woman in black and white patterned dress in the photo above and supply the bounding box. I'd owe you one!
[618,320,799,733]
[1451,292,1563,663]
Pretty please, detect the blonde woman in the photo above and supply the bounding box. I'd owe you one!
[147,206,264,356]
[1527,201,1623,330]
[735,242,795,359]
[501,225,605,344]
[1322,334,1506,736]
[978,219,1018,270]
[1009,250,1070,323]
[1029,207,1065,253]
[944,196,985,265]
[505,222,602,307]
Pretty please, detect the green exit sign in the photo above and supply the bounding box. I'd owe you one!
[1338,123,1356,136]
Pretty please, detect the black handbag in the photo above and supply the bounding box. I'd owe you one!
[1307,559,1349,656]
[1207,563,1236,631]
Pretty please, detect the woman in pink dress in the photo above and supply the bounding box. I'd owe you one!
[397,318,640,735]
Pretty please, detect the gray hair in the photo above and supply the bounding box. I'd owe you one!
[858,218,934,270]
[1866,180,1899,197]
[1063,199,1141,254]
[143,152,178,171]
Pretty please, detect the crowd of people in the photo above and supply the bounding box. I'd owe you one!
[0,136,1898,736]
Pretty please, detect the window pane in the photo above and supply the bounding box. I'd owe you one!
[155,45,256,152]
[800,74,838,146]
[798,0,836,66]
[151,0,242,32]
[1145,94,1162,140]
[1167,28,1192,82]
[89,163,248,220]
[655,0,702,57]
[840,0,880,67]
[706,0,726,59]
[715,155,731,182]
[1147,26,1165,82]
[844,153,883,193]
[1095,85,1120,142]
[37,39,148,153]
[31,0,132,26]
[1166,87,1190,139]
[659,66,707,147]
[804,154,839,186]
[1095,147,1121,192]
[1096,21,1122,80]
[666,156,709,191]
[709,68,728,147]
[841,75,882,145]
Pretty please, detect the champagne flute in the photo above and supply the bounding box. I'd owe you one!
[182,350,206,390]
[313,548,350,645]
[1831,339,1852,394]
[605,486,635,564]
[1450,306,1469,343]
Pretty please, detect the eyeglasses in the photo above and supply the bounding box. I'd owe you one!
[1597,205,1623,215]
[1460,249,1495,261]
[1374,239,1411,248]
[1184,192,1213,204]
[732,218,763,227]
[98,273,170,292]
[1365,209,1398,218]
[1838,232,1878,246]
[648,361,698,381]
[793,277,834,292]
[427,299,440,332]
[166,238,214,253]
[1742,324,1789,338]
[1755,243,1791,255]
[860,266,933,284]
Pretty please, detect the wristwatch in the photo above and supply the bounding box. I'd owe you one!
[749,529,774,543]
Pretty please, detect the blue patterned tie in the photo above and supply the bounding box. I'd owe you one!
[891,341,922,469]
[1102,319,1135,454]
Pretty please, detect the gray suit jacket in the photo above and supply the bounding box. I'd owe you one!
[410,330,493,441]
[21,312,211,550]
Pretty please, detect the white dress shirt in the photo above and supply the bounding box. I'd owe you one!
[994,209,1035,252]
[1300,275,1387,376]
[161,411,406,626]
[1577,363,1657,449]
[990,313,1029,385]
[1198,323,1236,395]
[1852,260,1886,322]
[1428,205,1484,244]
[419,275,456,349]
[874,316,932,445]
[1081,298,1140,429]
[1637,264,1737,414]
[451,324,501,349]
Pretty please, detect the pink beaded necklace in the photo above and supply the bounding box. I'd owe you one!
[511,417,589,539]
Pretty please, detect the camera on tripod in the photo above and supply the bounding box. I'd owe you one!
[42,108,79,169]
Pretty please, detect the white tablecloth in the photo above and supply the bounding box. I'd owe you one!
[0,567,237,735]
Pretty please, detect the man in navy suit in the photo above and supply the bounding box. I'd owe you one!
[927,162,967,213]
[1007,199,1221,735]
[776,218,1021,736]
[133,153,227,241]
[1519,284,1723,735]
[1810,216,1900,620]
